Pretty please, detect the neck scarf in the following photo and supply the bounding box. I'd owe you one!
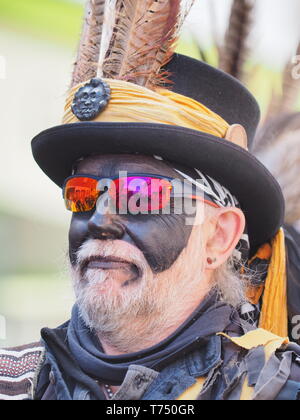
[67,292,234,386]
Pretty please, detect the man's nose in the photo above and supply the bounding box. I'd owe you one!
[87,211,125,240]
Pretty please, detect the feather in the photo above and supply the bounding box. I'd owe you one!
[98,0,195,89]
[146,0,196,88]
[254,113,300,225]
[219,0,255,80]
[71,0,106,87]
[97,0,119,77]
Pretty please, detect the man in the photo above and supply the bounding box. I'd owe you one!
[1,0,300,400]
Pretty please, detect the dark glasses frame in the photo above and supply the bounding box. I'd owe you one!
[62,173,177,196]
[62,173,220,212]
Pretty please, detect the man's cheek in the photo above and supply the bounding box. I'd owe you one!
[68,214,91,264]
[125,214,193,273]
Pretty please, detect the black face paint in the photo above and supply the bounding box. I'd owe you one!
[68,154,195,273]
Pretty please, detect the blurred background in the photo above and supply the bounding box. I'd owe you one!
[1,0,300,346]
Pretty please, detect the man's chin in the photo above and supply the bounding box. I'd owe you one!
[75,272,147,334]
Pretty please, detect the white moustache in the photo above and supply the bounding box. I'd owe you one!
[75,239,149,274]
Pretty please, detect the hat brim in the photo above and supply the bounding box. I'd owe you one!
[31,122,284,251]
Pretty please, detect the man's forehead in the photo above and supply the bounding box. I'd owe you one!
[75,154,180,178]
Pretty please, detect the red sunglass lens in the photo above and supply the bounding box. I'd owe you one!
[64,177,99,212]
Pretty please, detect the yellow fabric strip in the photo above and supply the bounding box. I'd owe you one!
[63,79,229,139]
[177,329,289,400]
[177,377,206,400]
[258,228,288,337]
[219,328,289,401]
[218,328,288,351]
[240,375,254,401]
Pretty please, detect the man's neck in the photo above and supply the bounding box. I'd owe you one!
[99,322,182,356]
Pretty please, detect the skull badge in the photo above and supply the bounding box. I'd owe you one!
[72,78,111,121]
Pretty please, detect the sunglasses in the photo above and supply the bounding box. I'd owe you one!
[62,173,220,214]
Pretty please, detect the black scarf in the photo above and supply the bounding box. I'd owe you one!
[66,292,233,386]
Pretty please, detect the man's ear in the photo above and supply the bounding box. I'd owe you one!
[225,124,248,150]
[205,207,245,270]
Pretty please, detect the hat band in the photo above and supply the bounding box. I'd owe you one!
[63,79,229,138]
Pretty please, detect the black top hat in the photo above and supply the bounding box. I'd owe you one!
[31,53,284,253]
[31,0,284,254]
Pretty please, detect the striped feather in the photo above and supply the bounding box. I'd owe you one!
[219,0,255,80]
[71,0,106,87]
[99,0,195,89]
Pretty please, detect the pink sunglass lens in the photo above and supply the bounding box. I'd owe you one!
[110,177,172,212]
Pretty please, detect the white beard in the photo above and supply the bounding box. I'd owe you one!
[70,218,210,353]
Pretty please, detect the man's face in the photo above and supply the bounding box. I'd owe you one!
[69,154,194,273]
[68,154,209,350]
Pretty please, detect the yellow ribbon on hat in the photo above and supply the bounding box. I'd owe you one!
[63,79,229,138]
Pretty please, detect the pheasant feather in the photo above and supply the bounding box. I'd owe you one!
[98,0,195,89]
[71,0,106,87]
[219,0,254,80]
